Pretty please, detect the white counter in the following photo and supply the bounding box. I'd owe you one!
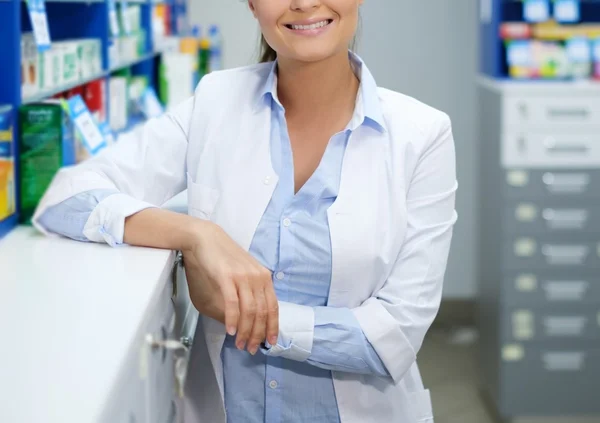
[0,191,191,423]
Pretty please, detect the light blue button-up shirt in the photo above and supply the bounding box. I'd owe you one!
[37,53,390,423]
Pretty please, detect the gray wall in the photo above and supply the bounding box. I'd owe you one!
[189,0,479,299]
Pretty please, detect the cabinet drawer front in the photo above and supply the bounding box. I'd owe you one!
[503,236,600,270]
[504,96,600,127]
[503,308,600,342]
[502,132,600,168]
[504,169,600,200]
[504,202,600,235]
[499,344,600,416]
[504,271,600,306]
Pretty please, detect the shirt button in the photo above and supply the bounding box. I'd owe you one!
[282,218,291,227]
[263,176,272,185]
[275,272,285,280]
[269,380,278,389]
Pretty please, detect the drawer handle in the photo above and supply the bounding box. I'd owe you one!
[544,280,589,301]
[541,245,589,265]
[542,352,585,372]
[547,108,590,119]
[544,137,590,154]
[543,316,587,337]
[171,251,184,299]
[146,334,190,352]
[542,209,588,229]
[543,172,590,194]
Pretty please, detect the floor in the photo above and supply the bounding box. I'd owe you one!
[418,328,600,423]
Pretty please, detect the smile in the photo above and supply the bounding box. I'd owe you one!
[284,19,334,31]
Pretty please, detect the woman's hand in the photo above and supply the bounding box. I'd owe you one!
[183,221,279,355]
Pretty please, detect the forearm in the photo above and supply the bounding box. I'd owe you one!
[123,208,208,252]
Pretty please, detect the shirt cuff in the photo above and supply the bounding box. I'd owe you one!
[261,301,315,362]
[82,193,157,246]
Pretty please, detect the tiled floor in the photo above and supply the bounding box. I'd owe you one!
[419,328,600,423]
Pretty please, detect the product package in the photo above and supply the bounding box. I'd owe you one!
[109,76,129,130]
[19,101,76,223]
[21,33,39,99]
[159,53,194,109]
[0,106,16,223]
[84,79,108,123]
[78,39,102,80]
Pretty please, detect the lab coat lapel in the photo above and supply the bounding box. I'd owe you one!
[202,102,277,402]
[327,126,391,308]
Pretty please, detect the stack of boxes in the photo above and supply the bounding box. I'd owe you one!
[0,106,16,224]
[21,34,102,99]
[109,4,147,68]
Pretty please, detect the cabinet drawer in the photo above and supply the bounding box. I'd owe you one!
[499,343,600,416]
[504,96,600,127]
[502,307,600,342]
[503,236,600,270]
[504,202,600,235]
[504,169,600,200]
[504,271,600,307]
[502,132,600,168]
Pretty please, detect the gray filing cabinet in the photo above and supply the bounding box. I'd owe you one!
[477,77,600,420]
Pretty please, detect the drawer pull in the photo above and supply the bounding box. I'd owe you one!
[146,334,190,352]
[544,280,589,301]
[171,251,184,299]
[543,316,587,337]
[542,209,588,230]
[547,107,590,119]
[544,137,590,154]
[542,352,585,372]
[542,245,589,265]
[542,172,590,194]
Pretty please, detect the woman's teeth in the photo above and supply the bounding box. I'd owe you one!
[289,20,331,30]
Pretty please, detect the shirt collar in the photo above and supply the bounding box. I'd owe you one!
[256,51,387,133]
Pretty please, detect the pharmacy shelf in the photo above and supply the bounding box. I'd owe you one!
[0,0,189,239]
[23,71,108,104]
[109,50,161,72]
[0,215,19,240]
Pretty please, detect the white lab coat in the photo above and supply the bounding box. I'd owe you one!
[33,62,457,423]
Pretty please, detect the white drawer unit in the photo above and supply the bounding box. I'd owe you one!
[477,77,600,422]
[502,132,600,168]
[503,95,600,128]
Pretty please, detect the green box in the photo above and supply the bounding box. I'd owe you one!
[19,101,76,223]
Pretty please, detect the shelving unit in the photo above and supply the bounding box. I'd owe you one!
[480,0,600,79]
[0,0,190,238]
[477,1,600,421]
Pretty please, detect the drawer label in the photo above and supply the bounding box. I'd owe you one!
[502,344,525,362]
[554,0,580,23]
[523,0,550,23]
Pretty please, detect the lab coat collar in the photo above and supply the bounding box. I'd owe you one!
[255,51,387,133]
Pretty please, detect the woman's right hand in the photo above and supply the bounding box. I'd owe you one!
[182,221,279,355]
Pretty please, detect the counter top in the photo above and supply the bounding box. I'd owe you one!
[0,191,189,423]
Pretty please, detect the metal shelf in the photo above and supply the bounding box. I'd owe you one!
[22,71,108,104]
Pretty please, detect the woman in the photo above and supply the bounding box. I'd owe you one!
[33,0,458,422]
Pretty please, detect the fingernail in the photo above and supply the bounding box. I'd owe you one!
[269,336,278,345]
[237,341,246,351]
[227,326,237,336]
[249,346,258,355]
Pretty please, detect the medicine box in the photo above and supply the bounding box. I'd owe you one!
[19,101,76,223]
[21,33,39,99]
[0,106,16,223]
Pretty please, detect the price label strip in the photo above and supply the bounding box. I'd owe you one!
[66,95,108,155]
[26,0,51,52]
[121,0,131,35]
[108,0,120,37]
[139,87,164,119]
[554,0,580,23]
[523,0,550,23]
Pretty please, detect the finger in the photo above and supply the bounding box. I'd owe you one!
[247,290,268,355]
[235,285,256,350]
[221,279,240,337]
[264,285,279,346]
